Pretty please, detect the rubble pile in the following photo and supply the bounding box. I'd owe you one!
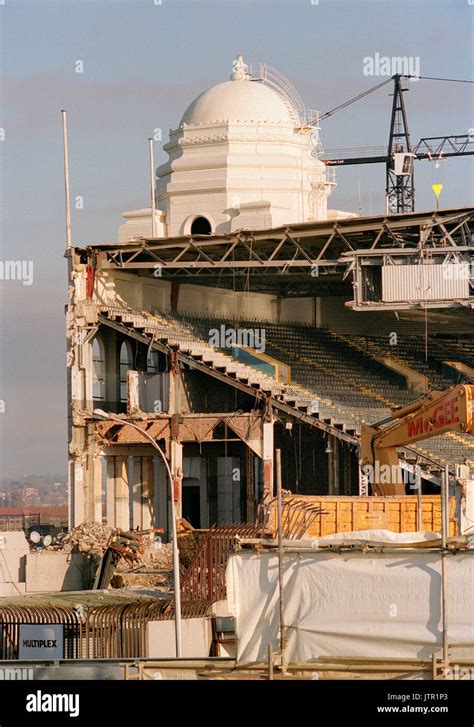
[113,538,174,591]
[48,523,113,556]
[43,522,181,593]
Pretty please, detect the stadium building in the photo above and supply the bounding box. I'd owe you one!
[66,56,474,536]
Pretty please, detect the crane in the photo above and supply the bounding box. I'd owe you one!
[360,384,474,496]
[320,74,474,214]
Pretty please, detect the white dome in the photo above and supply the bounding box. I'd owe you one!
[180,78,298,126]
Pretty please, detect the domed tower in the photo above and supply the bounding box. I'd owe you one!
[158,55,334,236]
[119,56,337,241]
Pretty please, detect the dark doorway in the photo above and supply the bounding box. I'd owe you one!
[182,485,201,528]
[191,216,212,235]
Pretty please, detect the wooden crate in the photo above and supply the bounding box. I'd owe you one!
[271,495,457,538]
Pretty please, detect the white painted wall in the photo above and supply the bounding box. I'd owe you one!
[176,283,276,321]
[147,618,212,658]
[0,531,29,588]
[93,269,340,329]
[96,270,278,322]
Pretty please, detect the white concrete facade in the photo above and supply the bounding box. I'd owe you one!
[119,55,337,242]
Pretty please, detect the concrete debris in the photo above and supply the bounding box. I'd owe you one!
[113,541,174,591]
[42,522,175,592]
[48,523,113,556]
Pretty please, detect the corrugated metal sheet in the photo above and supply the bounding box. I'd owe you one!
[382,264,470,302]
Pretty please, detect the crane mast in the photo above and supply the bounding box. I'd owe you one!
[386,75,414,213]
[321,74,474,213]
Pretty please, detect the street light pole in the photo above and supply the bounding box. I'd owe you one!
[93,409,182,657]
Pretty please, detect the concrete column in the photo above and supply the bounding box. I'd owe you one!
[168,357,180,415]
[115,455,130,530]
[93,455,103,524]
[153,457,169,540]
[262,421,274,498]
[68,458,74,530]
[68,318,86,412]
[71,457,85,527]
[105,456,116,527]
[170,440,183,518]
[131,456,154,530]
[128,371,140,414]
[142,456,154,530]
[84,452,102,523]
[83,338,93,413]
[132,457,143,529]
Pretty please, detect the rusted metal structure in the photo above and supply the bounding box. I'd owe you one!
[261,496,325,540]
[180,524,263,602]
[0,600,212,660]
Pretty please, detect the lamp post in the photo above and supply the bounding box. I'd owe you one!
[93,409,182,657]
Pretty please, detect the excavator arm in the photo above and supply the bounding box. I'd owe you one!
[360,384,474,496]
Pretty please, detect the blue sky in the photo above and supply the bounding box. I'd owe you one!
[0,0,473,476]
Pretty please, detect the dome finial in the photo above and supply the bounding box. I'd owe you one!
[230,54,249,81]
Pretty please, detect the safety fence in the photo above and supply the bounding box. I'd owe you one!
[0,599,212,660]
[180,524,263,602]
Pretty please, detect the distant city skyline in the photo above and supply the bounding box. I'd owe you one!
[1,0,472,476]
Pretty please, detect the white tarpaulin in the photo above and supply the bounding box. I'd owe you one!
[226,549,474,663]
[301,529,442,547]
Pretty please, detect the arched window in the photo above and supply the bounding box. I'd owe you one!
[190,216,212,235]
[119,341,133,403]
[92,337,105,401]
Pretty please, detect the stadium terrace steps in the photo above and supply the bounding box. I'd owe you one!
[425,336,474,368]
[331,331,472,391]
[98,306,474,468]
[98,305,359,437]
[256,323,474,465]
[172,311,474,466]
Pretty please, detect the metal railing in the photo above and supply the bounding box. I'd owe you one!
[321,145,386,160]
[0,600,213,660]
[180,524,263,602]
[247,62,321,129]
